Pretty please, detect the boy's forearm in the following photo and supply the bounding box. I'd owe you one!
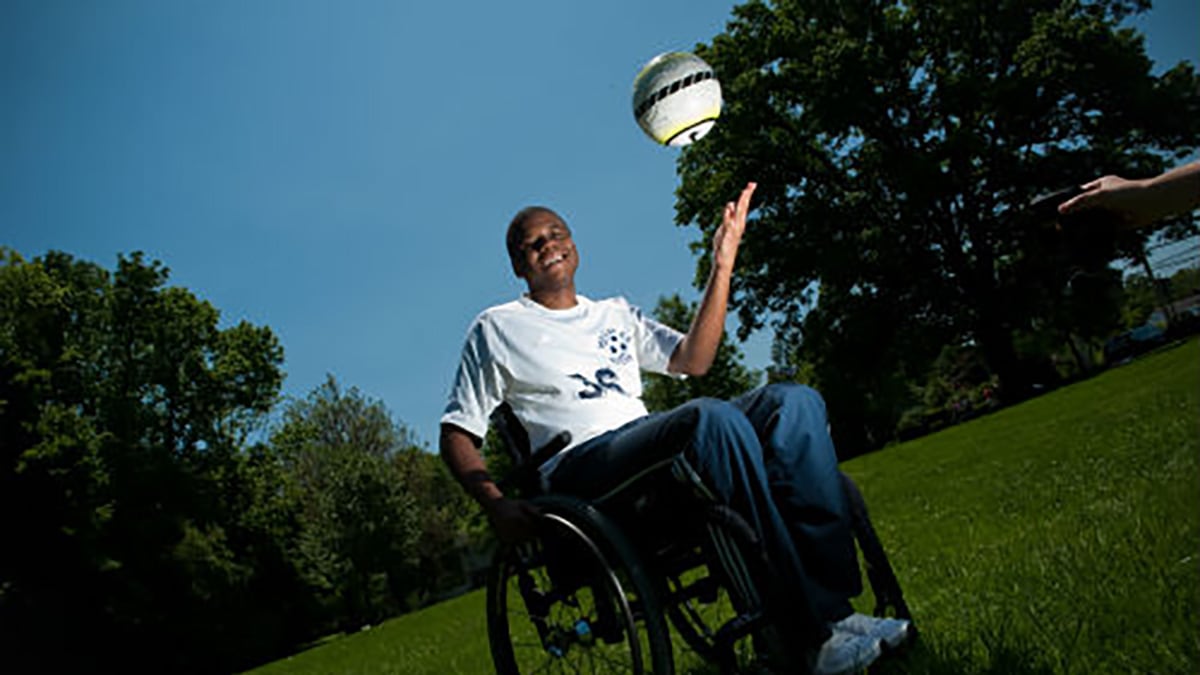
[440,424,504,509]
[1146,161,1200,218]
[671,261,732,376]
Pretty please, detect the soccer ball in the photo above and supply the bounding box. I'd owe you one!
[631,52,722,147]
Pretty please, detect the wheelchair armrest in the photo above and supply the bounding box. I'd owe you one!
[498,431,572,495]
[528,431,572,469]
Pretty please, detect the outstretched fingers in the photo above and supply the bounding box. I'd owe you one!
[737,181,758,218]
[720,182,757,237]
[713,182,757,270]
[727,181,758,228]
[1058,177,1111,214]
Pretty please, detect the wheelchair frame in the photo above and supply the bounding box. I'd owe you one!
[484,403,913,674]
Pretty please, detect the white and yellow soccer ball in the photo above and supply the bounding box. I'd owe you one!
[632,51,722,147]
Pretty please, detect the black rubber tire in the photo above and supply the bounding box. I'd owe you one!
[487,494,675,674]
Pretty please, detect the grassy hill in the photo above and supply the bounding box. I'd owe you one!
[248,340,1199,675]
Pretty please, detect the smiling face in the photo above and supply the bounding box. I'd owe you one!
[508,207,579,299]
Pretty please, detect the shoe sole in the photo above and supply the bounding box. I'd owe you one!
[880,623,916,654]
[815,638,883,675]
[837,616,915,652]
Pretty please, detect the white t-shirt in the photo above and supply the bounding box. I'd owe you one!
[441,295,683,475]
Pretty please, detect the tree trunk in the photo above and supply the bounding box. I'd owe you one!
[1065,333,1088,375]
[1134,246,1175,326]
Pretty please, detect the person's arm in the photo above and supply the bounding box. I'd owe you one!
[440,423,540,542]
[669,181,757,376]
[1058,161,1200,229]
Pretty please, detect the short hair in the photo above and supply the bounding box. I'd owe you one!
[505,206,561,270]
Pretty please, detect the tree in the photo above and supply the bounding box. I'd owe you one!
[641,294,760,412]
[674,0,1200,446]
[1119,272,1160,328]
[766,281,943,452]
[392,446,485,601]
[271,376,422,631]
[0,248,285,671]
[1168,265,1200,300]
[1118,264,1200,330]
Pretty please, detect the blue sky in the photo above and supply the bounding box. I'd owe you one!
[4,0,1197,448]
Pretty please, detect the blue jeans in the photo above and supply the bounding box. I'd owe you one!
[546,383,861,648]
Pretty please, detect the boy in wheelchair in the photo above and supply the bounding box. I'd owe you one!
[441,183,911,674]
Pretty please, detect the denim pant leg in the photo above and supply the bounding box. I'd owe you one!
[547,398,832,649]
[734,384,861,620]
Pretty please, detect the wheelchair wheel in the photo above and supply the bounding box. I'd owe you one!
[662,504,784,673]
[664,564,749,670]
[487,494,674,674]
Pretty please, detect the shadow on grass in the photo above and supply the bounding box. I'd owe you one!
[675,635,1059,675]
[870,637,1058,675]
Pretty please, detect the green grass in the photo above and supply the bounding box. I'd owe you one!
[247,340,1199,675]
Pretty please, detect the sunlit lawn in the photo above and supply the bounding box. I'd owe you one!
[247,339,1199,674]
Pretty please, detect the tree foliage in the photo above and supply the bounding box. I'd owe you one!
[1120,264,1200,328]
[0,248,286,671]
[674,0,1199,449]
[1,249,479,672]
[271,376,444,629]
[263,375,483,637]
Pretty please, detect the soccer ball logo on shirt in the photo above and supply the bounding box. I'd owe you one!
[598,328,633,365]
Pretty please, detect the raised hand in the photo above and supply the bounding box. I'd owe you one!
[712,181,757,271]
[1058,162,1200,230]
[1057,175,1151,228]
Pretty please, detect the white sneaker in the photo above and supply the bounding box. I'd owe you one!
[831,612,912,649]
[812,629,882,675]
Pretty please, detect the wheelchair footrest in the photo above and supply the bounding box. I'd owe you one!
[713,608,767,653]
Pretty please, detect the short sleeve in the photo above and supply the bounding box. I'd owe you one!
[626,300,684,375]
[441,316,505,441]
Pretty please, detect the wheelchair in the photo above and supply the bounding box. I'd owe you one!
[484,403,914,674]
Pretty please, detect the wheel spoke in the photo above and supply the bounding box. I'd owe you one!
[488,500,670,674]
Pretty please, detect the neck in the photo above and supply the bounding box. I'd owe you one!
[527,285,578,310]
